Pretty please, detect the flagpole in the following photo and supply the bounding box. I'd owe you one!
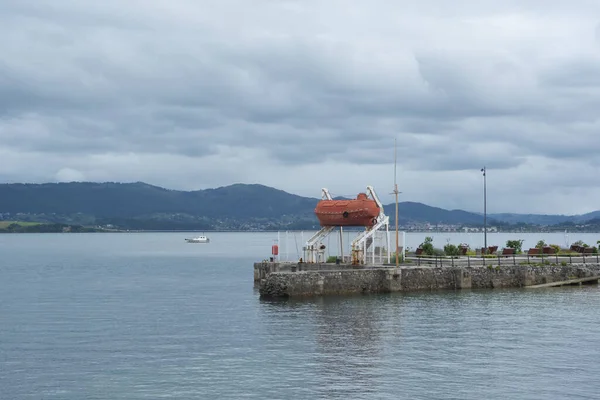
[394,138,399,267]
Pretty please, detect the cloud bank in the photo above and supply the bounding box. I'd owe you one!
[2,0,600,214]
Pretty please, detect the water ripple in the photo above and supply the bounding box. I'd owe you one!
[1,234,600,399]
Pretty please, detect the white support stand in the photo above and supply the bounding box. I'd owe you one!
[386,224,391,264]
[305,188,335,263]
[350,186,391,265]
[339,227,344,263]
[401,230,406,262]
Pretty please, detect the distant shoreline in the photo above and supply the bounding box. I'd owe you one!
[1,229,598,234]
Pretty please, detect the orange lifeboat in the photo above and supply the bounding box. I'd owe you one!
[314,192,380,227]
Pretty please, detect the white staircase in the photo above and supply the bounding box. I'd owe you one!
[350,214,390,265]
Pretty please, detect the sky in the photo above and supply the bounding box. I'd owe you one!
[2,1,600,215]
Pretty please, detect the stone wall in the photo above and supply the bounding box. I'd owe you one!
[254,261,362,282]
[254,262,280,281]
[259,268,402,298]
[258,263,600,298]
[400,264,600,290]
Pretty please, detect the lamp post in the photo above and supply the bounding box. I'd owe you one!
[481,166,487,253]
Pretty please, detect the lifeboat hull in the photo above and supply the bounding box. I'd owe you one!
[314,193,380,227]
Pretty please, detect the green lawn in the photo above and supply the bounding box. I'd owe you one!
[0,221,42,229]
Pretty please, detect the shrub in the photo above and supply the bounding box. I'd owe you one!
[420,236,435,256]
[326,256,338,263]
[390,252,403,261]
[572,240,597,253]
[432,248,446,257]
[444,244,461,257]
[506,239,524,254]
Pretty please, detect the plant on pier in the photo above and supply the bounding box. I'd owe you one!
[505,239,524,254]
[573,240,598,253]
[419,236,435,256]
[443,243,461,257]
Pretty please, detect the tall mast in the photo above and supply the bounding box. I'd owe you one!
[394,137,399,267]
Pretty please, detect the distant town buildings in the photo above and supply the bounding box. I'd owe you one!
[0,211,599,233]
[462,226,498,233]
[394,223,499,233]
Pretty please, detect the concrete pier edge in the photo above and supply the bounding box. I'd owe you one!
[255,262,600,298]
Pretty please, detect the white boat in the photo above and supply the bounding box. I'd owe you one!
[185,235,210,243]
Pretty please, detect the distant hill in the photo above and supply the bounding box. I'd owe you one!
[0,182,318,218]
[0,181,595,230]
[488,210,600,226]
[391,201,489,225]
[577,210,600,222]
[487,213,573,226]
[0,182,320,230]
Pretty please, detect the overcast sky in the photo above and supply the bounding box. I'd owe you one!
[2,1,600,215]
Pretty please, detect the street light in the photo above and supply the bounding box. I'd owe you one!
[481,166,487,253]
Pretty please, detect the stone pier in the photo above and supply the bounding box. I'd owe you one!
[257,263,600,298]
[254,261,362,282]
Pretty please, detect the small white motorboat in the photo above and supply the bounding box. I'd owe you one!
[185,235,210,243]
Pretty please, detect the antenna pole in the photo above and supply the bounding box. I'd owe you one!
[394,138,399,268]
[481,166,487,253]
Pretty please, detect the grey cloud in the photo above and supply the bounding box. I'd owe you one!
[540,58,600,88]
[2,1,600,213]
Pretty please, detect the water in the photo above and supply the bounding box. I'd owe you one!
[1,232,600,399]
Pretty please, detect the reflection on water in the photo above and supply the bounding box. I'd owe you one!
[312,296,383,399]
[259,287,600,399]
[259,295,385,398]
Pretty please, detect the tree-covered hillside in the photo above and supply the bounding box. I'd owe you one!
[0,181,589,230]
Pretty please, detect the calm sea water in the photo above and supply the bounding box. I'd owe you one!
[1,232,600,399]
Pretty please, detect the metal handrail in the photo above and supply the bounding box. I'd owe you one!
[404,251,600,266]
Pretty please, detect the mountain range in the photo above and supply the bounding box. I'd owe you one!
[0,182,597,230]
